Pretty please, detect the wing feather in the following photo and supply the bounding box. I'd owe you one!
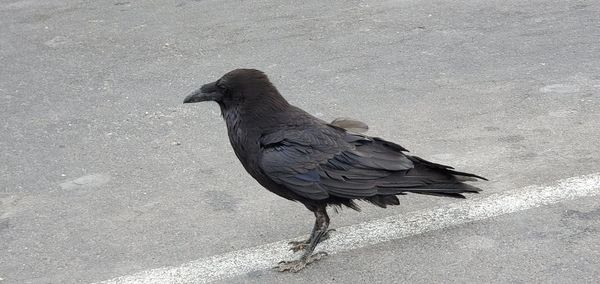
[259,126,483,201]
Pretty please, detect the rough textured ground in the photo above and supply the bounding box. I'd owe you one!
[1,0,599,283]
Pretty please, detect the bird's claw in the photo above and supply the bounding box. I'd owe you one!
[275,252,328,272]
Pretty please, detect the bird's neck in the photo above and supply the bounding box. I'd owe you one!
[220,95,290,127]
[220,98,293,162]
[221,104,287,136]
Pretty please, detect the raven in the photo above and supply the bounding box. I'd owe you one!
[183,69,486,272]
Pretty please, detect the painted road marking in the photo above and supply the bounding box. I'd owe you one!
[97,173,600,284]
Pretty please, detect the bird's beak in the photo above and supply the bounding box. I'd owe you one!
[183,81,223,104]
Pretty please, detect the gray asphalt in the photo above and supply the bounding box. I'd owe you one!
[1,0,599,283]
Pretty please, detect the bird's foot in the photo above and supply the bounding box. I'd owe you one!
[275,252,328,272]
[288,229,335,252]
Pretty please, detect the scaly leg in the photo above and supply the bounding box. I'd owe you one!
[277,205,330,272]
[288,228,335,252]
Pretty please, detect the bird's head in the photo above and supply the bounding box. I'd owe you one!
[183,69,288,111]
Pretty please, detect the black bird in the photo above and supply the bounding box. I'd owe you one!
[183,69,486,272]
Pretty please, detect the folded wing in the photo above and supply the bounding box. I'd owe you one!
[259,125,484,203]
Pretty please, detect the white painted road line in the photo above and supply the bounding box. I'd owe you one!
[97,173,600,284]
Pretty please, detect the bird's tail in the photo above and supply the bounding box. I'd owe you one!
[401,181,482,199]
[365,156,486,208]
[408,155,488,181]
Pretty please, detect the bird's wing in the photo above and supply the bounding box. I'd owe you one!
[258,126,417,200]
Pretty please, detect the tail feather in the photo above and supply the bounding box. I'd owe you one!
[343,153,486,209]
[413,192,467,199]
[404,182,482,198]
[447,169,488,181]
[366,181,481,208]
[367,157,485,208]
[408,155,488,181]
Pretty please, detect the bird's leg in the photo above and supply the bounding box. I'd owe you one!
[277,206,330,272]
[288,219,318,252]
[288,225,335,252]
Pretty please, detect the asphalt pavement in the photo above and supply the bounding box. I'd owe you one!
[1,0,599,283]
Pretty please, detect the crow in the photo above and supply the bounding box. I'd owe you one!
[183,69,486,272]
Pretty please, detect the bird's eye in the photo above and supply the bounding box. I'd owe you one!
[217,86,231,99]
[215,80,226,90]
